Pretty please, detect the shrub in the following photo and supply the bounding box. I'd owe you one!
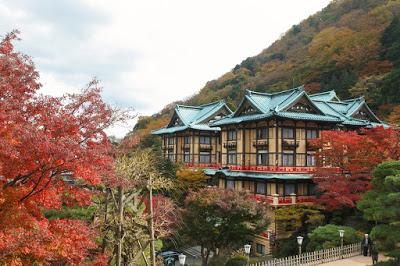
[225,256,248,266]
[307,224,361,251]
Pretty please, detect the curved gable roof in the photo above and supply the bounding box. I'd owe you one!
[152,100,232,134]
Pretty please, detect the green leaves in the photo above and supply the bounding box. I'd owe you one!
[358,161,400,261]
[307,224,361,251]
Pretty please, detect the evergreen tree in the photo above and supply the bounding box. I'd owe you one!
[357,161,400,263]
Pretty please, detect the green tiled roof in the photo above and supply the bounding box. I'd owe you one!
[152,100,232,135]
[211,86,385,127]
[309,90,340,101]
[204,168,312,180]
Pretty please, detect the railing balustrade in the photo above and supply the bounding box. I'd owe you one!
[249,243,361,266]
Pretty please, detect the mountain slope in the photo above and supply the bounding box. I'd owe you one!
[133,0,400,138]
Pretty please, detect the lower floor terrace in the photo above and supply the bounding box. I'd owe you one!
[205,168,317,207]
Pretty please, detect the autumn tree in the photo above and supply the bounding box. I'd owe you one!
[0,31,127,265]
[96,149,178,266]
[311,127,400,211]
[179,187,269,266]
[357,161,400,264]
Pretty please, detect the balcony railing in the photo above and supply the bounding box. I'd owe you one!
[228,165,316,173]
[162,144,174,150]
[282,139,300,148]
[223,141,237,149]
[252,139,268,148]
[199,143,212,150]
[250,194,316,206]
[181,143,191,149]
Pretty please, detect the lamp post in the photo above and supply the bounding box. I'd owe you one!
[297,236,303,255]
[178,254,186,266]
[244,244,251,264]
[339,229,345,259]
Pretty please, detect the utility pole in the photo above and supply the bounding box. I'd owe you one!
[149,174,156,266]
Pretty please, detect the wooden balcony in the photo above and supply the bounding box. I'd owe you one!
[250,194,316,206]
[162,144,174,150]
[199,143,212,150]
[223,141,237,149]
[282,139,300,148]
[252,139,268,148]
[181,144,191,150]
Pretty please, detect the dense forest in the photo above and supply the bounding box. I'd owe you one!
[133,0,400,138]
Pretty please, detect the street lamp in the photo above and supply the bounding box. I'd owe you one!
[339,229,345,258]
[178,254,186,266]
[297,236,304,255]
[244,244,251,264]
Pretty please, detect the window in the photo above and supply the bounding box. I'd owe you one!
[266,183,274,195]
[184,136,191,144]
[226,179,235,189]
[257,128,268,139]
[297,183,308,196]
[227,130,237,141]
[307,152,316,166]
[199,151,211,163]
[282,128,294,139]
[167,137,175,145]
[278,183,284,195]
[306,129,318,139]
[256,243,265,255]
[285,183,295,196]
[282,151,294,166]
[167,153,175,162]
[257,150,268,165]
[256,182,266,195]
[199,136,211,144]
[227,150,237,164]
[243,180,254,191]
[184,151,190,163]
[309,184,316,195]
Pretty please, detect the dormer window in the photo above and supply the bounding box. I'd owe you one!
[289,103,312,113]
[242,106,255,114]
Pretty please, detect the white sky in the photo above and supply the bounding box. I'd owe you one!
[0,0,331,138]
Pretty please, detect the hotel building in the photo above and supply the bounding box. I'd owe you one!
[152,86,385,255]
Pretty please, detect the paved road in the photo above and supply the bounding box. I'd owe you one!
[319,255,386,266]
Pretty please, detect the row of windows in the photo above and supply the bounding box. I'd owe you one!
[166,129,318,145]
[225,179,315,196]
[180,151,213,163]
[167,151,316,166]
[225,151,316,166]
[167,136,212,145]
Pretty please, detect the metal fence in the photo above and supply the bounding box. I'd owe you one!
[250,243,361,266]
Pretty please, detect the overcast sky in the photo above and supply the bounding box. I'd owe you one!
[0,0,331,137]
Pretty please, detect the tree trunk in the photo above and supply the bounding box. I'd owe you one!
[149,176,156,266]
[101,188,110,254]
[116,186,124,266]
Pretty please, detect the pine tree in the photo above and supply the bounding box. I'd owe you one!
[357,161,400,263]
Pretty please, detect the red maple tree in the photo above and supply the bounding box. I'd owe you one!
[0,31,121,265]
[311,126,400,210]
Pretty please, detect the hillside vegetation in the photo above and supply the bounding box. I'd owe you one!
[133,0,400,138]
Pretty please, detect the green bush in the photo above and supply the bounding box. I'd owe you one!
[375,260,399,266]
[307,224,361,251]
[225,256,248,266]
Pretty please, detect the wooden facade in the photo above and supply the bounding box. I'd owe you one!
[153,87,385,256]
[161,129,221,167]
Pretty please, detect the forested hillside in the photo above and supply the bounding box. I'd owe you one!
[133,0,400,138]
